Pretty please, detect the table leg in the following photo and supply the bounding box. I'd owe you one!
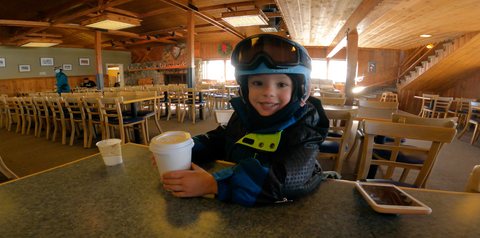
[131,102,142,144]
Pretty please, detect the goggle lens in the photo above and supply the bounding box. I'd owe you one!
[234,36,299,65]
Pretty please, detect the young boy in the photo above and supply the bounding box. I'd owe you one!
[82,78,97,88]
[160,34,329,206]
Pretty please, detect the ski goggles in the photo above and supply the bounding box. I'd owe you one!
[231,34,311,70]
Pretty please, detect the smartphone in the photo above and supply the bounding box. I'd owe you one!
[355,182,432,215]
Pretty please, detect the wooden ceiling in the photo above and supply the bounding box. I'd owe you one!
[1,0,480,52]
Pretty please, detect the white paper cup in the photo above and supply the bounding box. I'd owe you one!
[149,131,194,176]
[96,139,123,166]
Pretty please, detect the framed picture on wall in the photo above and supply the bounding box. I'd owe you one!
[0,57,5,67]
[19,65,31,72]
[79,58,90,66]
[63,64,72,71]
[40,57,54,66]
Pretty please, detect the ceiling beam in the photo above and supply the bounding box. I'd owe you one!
[197,0,275,12]
[326,0,384,57]
[160,0,245,39]
[139,7,177,18]
[26,33,63,38]
[105,7,140,18]
[52,0,136,25]
[196,30,225,35]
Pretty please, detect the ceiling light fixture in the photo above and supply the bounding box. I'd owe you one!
[171,31,176,37]
[18,38,62,47]
[147,47,151,51]
[146,36,151,40]
[426,44,433,49]
[154,34,160,39]
[130,39,135,43]
[120,40,126,45]
[222,9,268,27]
[111,41,116,47]
[286,31,290,38]
[420,34,432,38]
[81,13,141,31]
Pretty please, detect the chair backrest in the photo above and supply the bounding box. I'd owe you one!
[466,101,480,118]
[167,86,182,103]
[359,100,398,109]
[359,120,457,187]
[454,98,477,113]
[98,97,124,125]
[60,93,72,97]
[33,97,49,118]
[431,97,453,111]
[20,97,37,117]
[391,113,458,128]
[465,165,480,193]
[317,97,346,106]
[45,97,66,120]
[72,93,87,97]
[86,92,103,97]
[322,92,345,98]
[82,96,103,123]
[118,92,136,97]
[0,155,19,181]
[104,92,118,97]
[45,93,60,98]
[64,96,86,121]
[214,110,234,126]
[102,87,114,92]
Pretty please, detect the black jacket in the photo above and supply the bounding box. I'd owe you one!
[192,97,329,206]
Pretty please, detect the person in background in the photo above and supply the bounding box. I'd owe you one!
[82,78,97,88]
[113,81,120,87]
[54,66,70,94]
[159,34,329,206]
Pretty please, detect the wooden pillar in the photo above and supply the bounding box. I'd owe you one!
[345,29,358,106]
[95,31,104,89]
[186,0,195,88]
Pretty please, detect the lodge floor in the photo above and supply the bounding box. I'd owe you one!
[1,111,479,193]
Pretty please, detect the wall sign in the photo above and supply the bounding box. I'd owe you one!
[218,43,232,57]
[368,61,376,73]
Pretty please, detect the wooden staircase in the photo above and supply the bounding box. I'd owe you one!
[397,31,480,92]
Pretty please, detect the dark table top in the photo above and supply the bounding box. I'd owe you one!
[1,144,479,237]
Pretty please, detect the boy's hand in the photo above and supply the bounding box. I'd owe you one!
[161,163,218,197]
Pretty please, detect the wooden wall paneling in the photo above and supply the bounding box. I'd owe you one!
[357,49,399,87]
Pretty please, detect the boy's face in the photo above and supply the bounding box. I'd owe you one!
[247,74,293,116]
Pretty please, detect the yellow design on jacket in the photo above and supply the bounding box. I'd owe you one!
[235,131,282,152]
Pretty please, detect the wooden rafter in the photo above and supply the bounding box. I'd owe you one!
[139,7,177,18]
[160,0,244,39]
[105,7,140,18]
[326,0,383,57]
[197,0,275,12]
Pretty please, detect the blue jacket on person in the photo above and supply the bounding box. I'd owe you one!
[191,96,329,206]
[55,72,70,93]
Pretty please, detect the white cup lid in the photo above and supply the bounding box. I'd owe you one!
[150,131,194,152]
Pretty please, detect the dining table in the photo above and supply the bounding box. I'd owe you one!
[322,105,413,121]
[1,143,479,237]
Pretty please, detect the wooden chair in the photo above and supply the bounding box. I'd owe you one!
[82,96,105,148]
[98,97,148,145]
[0,155,19,183]
[46,97,70,145]
[315,97,346,106]
[20,97,39,136]
[104,92,118,97]
[465,165,480,193]
[421,96,452,118]
[86,92,103,97]
[213,84,229,110]
[359,100,398,109]
[214,110,234,126]
[321,92,345,98]
[197,84,215,114]
[357,120,456,188]
[418,94,439,117]
[181,88,207,124]
[33,97,52,140]
[380,92,398,103]
[64,97,88,147]
[317,108,358,174]
[166,86,183,122]
[448,98,477,127]
[134,91,163,139]
[4,98,25,134]
[457,102,480,145]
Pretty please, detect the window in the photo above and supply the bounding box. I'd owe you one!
[328,60,347,83]
[203,60,225,82]
[311,59,327,79]
[226,60,235,80]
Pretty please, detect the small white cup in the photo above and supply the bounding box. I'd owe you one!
[150,131,194,176]
[96,139,123,166]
